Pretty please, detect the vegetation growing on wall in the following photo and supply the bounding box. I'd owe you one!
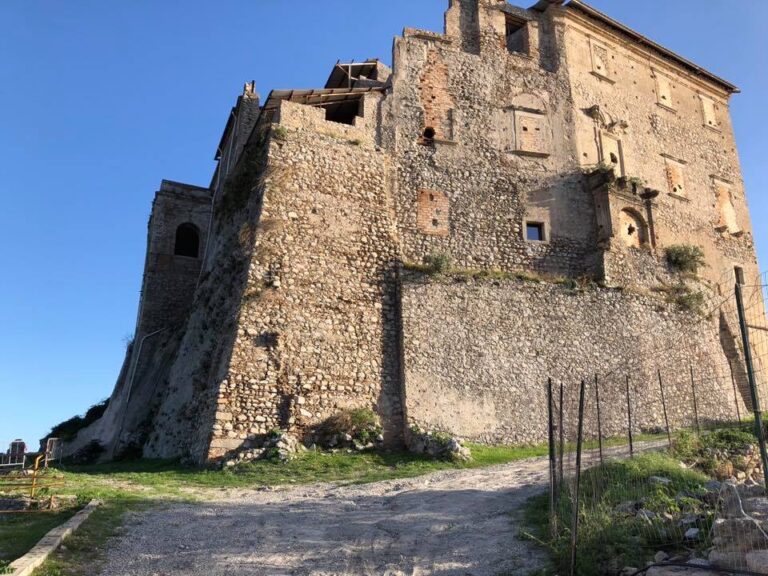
[40,399,109,450]
[665,244,706,275]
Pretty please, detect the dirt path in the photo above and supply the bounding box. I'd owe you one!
[97,458,552,576]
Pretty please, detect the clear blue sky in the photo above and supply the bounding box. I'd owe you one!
[1,1,766,450]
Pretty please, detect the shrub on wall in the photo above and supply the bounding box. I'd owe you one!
[313,408,383,449]
[665,244,706,274]
[423,252,452,275]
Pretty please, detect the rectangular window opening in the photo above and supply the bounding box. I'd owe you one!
[526,222,545,242]
[505,15,527,55]
[735,266,745,286]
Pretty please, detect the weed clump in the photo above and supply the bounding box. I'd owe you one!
[313,408,383,449]
[665,244,706,274]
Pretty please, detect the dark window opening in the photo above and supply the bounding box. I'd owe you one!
[735,266,745,286]
[324,99,362,125]
[174,223,200,258]
[505,15,527,55]
[526,222,545,242]
[423,127,436,139]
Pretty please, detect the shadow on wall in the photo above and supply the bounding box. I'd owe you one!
[719,311,754,412]
[377,259,408,449]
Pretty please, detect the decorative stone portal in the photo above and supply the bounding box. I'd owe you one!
[618,209,647,248]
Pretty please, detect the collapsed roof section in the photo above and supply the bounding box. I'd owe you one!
[325,59,392,90]
[261,86,385,126]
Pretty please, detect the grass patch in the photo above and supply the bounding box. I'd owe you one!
[52,444,550,496]
[31,499,140,576]
[0,508,79,565]
[524,452,712,576]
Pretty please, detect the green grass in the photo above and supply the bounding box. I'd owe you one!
[31,499,139,576]
[0,508,80,565]
[10,435,672,575]
[50,443,553,499]
[523,452,712,576]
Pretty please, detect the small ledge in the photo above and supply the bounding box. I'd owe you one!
[668,192,690,203]
[656,102,677,113]
[703,123,723,133]
[508,149,550,158]
[590,71,616,84]
[403,28,453,44]
[418,138,458,147]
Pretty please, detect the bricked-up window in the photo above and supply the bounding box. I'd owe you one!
[654,72,674,110]
[526,222,546,242]
[663,156,687,198]
[714,179,741,236]
[174,223,200,258]
[590,40,614,82]
[600,133,624,177]
[700,95,720,130]
[417,189,449,236]
[514,111,549,156]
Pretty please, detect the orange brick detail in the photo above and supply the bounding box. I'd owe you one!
[417,189,450,236]
[420,50,455,140]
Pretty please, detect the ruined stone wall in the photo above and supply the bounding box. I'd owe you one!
[135,181,212,337]
[384,4,600,279]
[203,101,404,461]
[562,7,759,290]
[401,276,749,445]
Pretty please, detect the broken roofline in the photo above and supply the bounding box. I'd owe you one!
[261,86,385,113]
[531,0,740,94]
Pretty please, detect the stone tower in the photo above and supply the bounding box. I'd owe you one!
[66,1,766,464]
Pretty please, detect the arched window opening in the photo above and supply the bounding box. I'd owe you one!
[618,209,648,248]
[174,223,200,258]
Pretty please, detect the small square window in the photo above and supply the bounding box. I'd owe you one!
[526,222,545,242]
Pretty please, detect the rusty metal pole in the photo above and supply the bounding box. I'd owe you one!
[569,380,587,576]
[735,283,768,492]
[595,374,604,464]
[625,375,634,457]
[658,370,672,448]
[548,378,557,538]
[690,365,701,434]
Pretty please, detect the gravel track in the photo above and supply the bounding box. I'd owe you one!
[97,458,552,576]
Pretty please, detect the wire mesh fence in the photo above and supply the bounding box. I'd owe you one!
[547,275,768,575]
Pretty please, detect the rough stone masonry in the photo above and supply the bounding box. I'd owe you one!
[67,0,767,464]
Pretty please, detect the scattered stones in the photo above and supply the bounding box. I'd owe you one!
[408,428,471,462]
[684,527,700,540]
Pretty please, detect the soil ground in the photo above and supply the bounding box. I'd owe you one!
[96,458,552,576]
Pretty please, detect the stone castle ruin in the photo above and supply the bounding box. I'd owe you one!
[67,0,766,464]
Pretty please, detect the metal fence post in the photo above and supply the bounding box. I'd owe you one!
[595,374,604,464]
[735,282,768,492]
[558,381,565,490]
[690,365,701,434]
[658,370,672,448]
[548,377,557,538]
[569,380,587,576]
[625,375,634,457]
